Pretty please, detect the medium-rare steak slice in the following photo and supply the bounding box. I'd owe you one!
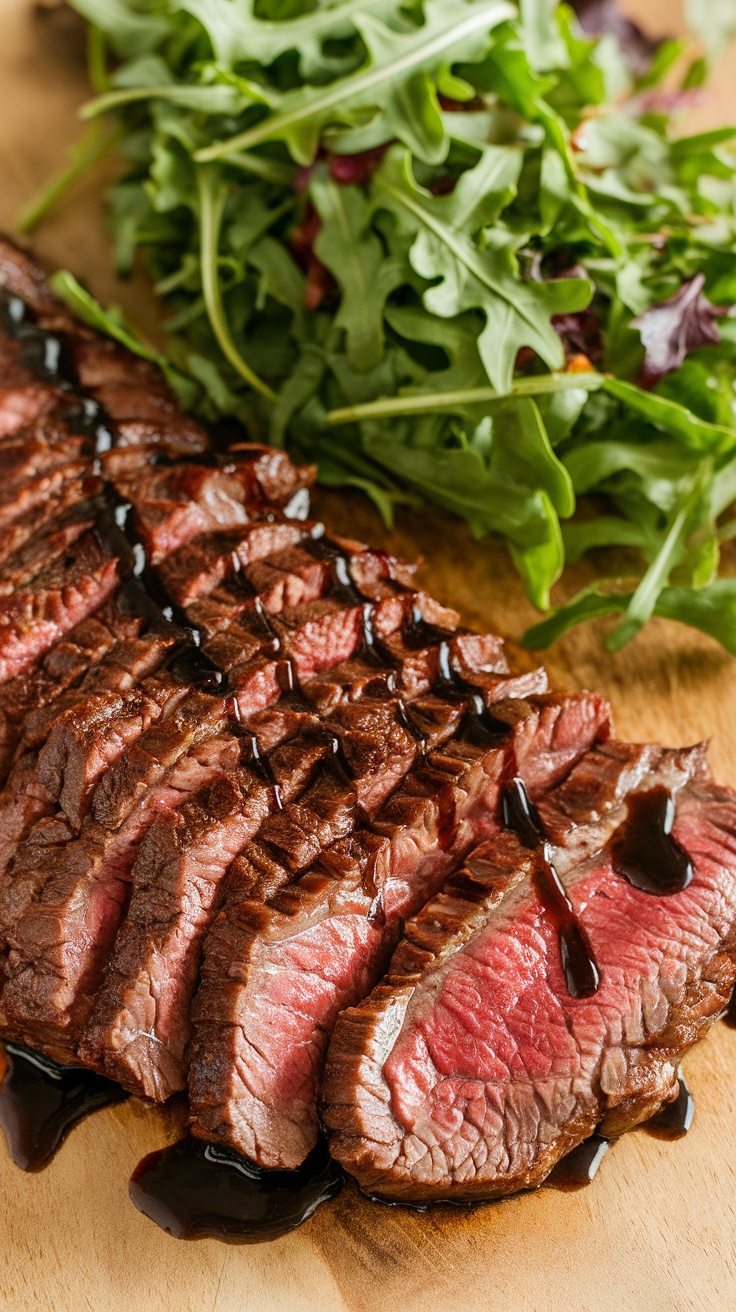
[114,450,315,565]
[156,520,318,608]
[187,690,609,1169]
[73,615,534,1101]
[78,721,332,1098]
[0,586,461,1065]
[321,739,736,1201]
[0,472,99,571]
[0,732,246,1061]
[0,445,89,526]
[0,624,178,891]
[0,529,119,683]
[0,603,139,783]
[34,677,189,831]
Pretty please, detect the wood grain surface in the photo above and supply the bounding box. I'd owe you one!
[2,2,736,1308]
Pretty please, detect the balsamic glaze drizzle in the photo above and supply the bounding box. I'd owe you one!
[503,778,601,999]
[544,1135,610,1191]
[545,1074,696,1192]
[645,1076,694,1140]
[609,786,693,896]
[129,1134,343,1242]
[0,1041,127,1171]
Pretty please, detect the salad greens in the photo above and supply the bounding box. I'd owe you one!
[23,0,736,653]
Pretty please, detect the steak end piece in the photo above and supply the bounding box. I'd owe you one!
[322,742,736,1201]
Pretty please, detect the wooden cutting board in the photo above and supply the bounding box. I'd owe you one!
[2,2,736,1307]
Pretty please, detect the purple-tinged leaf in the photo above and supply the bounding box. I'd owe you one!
[633,274,727,388]
[570,0,661,77]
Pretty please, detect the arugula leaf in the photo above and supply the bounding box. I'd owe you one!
[524,578,736,655]
[195,0,515,166]
[603,378,736,454]
[176,0,403,77]
[375,147,592,390]
[49,270,165,365]
[606,470,711,650]
[41,0,736,655]
[311,169,406,368]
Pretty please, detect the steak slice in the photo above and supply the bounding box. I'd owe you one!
[156,520,317,608]
[78,723,330,1098]
[0,604,138,783]
[0,510,96,598]
[0,384,59,439]
[114,450,314,565]
[0,443,89,525]
[0,733,246,1061]
[35,677,189,831]
[0,624,177,892]
[0,237,74,330]
[187,690,609,1169]
[77,638,533,1102]
[0,529,119,683]
[321,739,736,1201]
[0,471,98,568]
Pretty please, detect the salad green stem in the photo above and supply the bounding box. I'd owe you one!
[197,167,277,403]
[86,24,109,94]
[15,121,121,234]
[327,372,604,424]
[223,151,297,187]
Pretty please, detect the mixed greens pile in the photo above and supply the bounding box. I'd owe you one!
[26,0,736,652]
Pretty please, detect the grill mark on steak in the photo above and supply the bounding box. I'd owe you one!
[321,740,736,1202]
[187,691,609,1169]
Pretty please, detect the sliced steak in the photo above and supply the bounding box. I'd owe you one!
[78,723,330,1098]
[0,472,98,568]
[156,520,317,608]
[114,451,314,564]
[0,238,74,329]
[75,638,529,1102]
[0,624,176,875]
[0,733,245,1061]
[35,677,189,831]
[0,604,139,783]
[187,690,609,1169]
[322,740,736,1201]
[0,384,60,438]
[0,510,96,599]
[0,529,119,683]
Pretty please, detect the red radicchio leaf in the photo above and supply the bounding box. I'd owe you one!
[528,255,603,366]
[552,310,604,366]
[633,274,727,388]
